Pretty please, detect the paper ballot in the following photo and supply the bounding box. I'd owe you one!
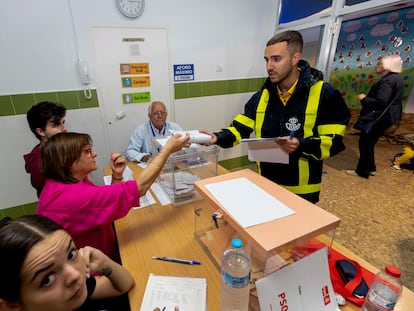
[170,130,211,144]
[240,137,289,164]
[256,247,338,311]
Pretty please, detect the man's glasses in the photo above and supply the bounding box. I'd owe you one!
[152,111,167,117]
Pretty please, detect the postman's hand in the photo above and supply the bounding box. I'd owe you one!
[276,136,299,154]
[199,130,217,146]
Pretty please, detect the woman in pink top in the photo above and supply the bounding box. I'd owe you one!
[37,132,189,261]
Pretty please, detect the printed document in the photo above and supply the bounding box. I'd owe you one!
[140,274,207,311]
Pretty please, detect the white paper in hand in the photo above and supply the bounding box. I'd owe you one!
[241,138,289,164]
[170,130,211,144]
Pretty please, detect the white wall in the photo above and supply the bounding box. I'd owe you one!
[0,0,277,209]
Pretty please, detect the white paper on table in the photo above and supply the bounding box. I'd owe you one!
[256,247,338,311]
[204,177,295,228]
[151,183,172,205]
[140,274,207,311]
[240,137,289,164]
[135,191,156,210]
[137,161,148,168]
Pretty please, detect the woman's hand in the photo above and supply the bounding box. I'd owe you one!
[79,246,135,298]
[79,246,109,277]
[110,152,126,181]
[357,93,366,101]
[163,133,191,154]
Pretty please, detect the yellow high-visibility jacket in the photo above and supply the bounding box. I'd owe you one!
[215,60,351,203]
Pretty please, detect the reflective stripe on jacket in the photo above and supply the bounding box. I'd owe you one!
[255,81,323,195]
[215,60,350,201]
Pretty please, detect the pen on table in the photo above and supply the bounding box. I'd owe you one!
[152,256,201,265]
[290,131,294,140]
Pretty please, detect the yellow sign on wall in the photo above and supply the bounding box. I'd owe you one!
[121,76,150,88]
[120,63,150,75]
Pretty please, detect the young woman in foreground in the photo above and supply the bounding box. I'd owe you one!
[0,215,135,311]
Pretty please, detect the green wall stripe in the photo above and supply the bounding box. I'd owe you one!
[174,77,266,99]
[1,78,264,116]
[1,202,37,219]
[0,89,99,116]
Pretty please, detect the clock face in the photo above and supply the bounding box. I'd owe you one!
[116,0,145,18]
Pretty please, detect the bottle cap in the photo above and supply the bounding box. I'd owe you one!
[385,265,401,277]
[231,238,243,249]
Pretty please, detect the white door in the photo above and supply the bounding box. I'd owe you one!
[90,26,172,154]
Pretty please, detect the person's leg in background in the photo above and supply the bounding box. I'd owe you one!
[392,145,414,170]
[355,119,391,178]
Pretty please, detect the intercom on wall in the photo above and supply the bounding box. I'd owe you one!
[77,60,90,84]
[77,60,92,99]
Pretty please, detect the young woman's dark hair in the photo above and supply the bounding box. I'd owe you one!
[0,215,63,302]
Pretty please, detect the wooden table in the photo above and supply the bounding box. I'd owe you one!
[110,163,414,311]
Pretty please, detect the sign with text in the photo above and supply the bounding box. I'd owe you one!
[120,63,150,75]
[121,76,150,88]
[122,92,151,104]
[173,64,194,81]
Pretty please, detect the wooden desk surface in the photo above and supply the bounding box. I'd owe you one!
[111,163,413,311]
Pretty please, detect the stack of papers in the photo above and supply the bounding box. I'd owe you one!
[140,274,207,311]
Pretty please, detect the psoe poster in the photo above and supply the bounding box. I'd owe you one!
[174,64,194,81]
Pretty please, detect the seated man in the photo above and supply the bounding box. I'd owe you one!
[24,101,67,197]
[125,101,182,162]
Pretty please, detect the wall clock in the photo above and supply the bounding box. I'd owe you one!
[116,0,145,18]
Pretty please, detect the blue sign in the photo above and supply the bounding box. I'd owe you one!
[173,64,194,81]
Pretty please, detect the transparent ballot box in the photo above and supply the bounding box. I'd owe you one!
[152,140,219,206]
[193,169,339,292]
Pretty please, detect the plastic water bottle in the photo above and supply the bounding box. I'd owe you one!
[220,238,251,311]
[362,265,402,311]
